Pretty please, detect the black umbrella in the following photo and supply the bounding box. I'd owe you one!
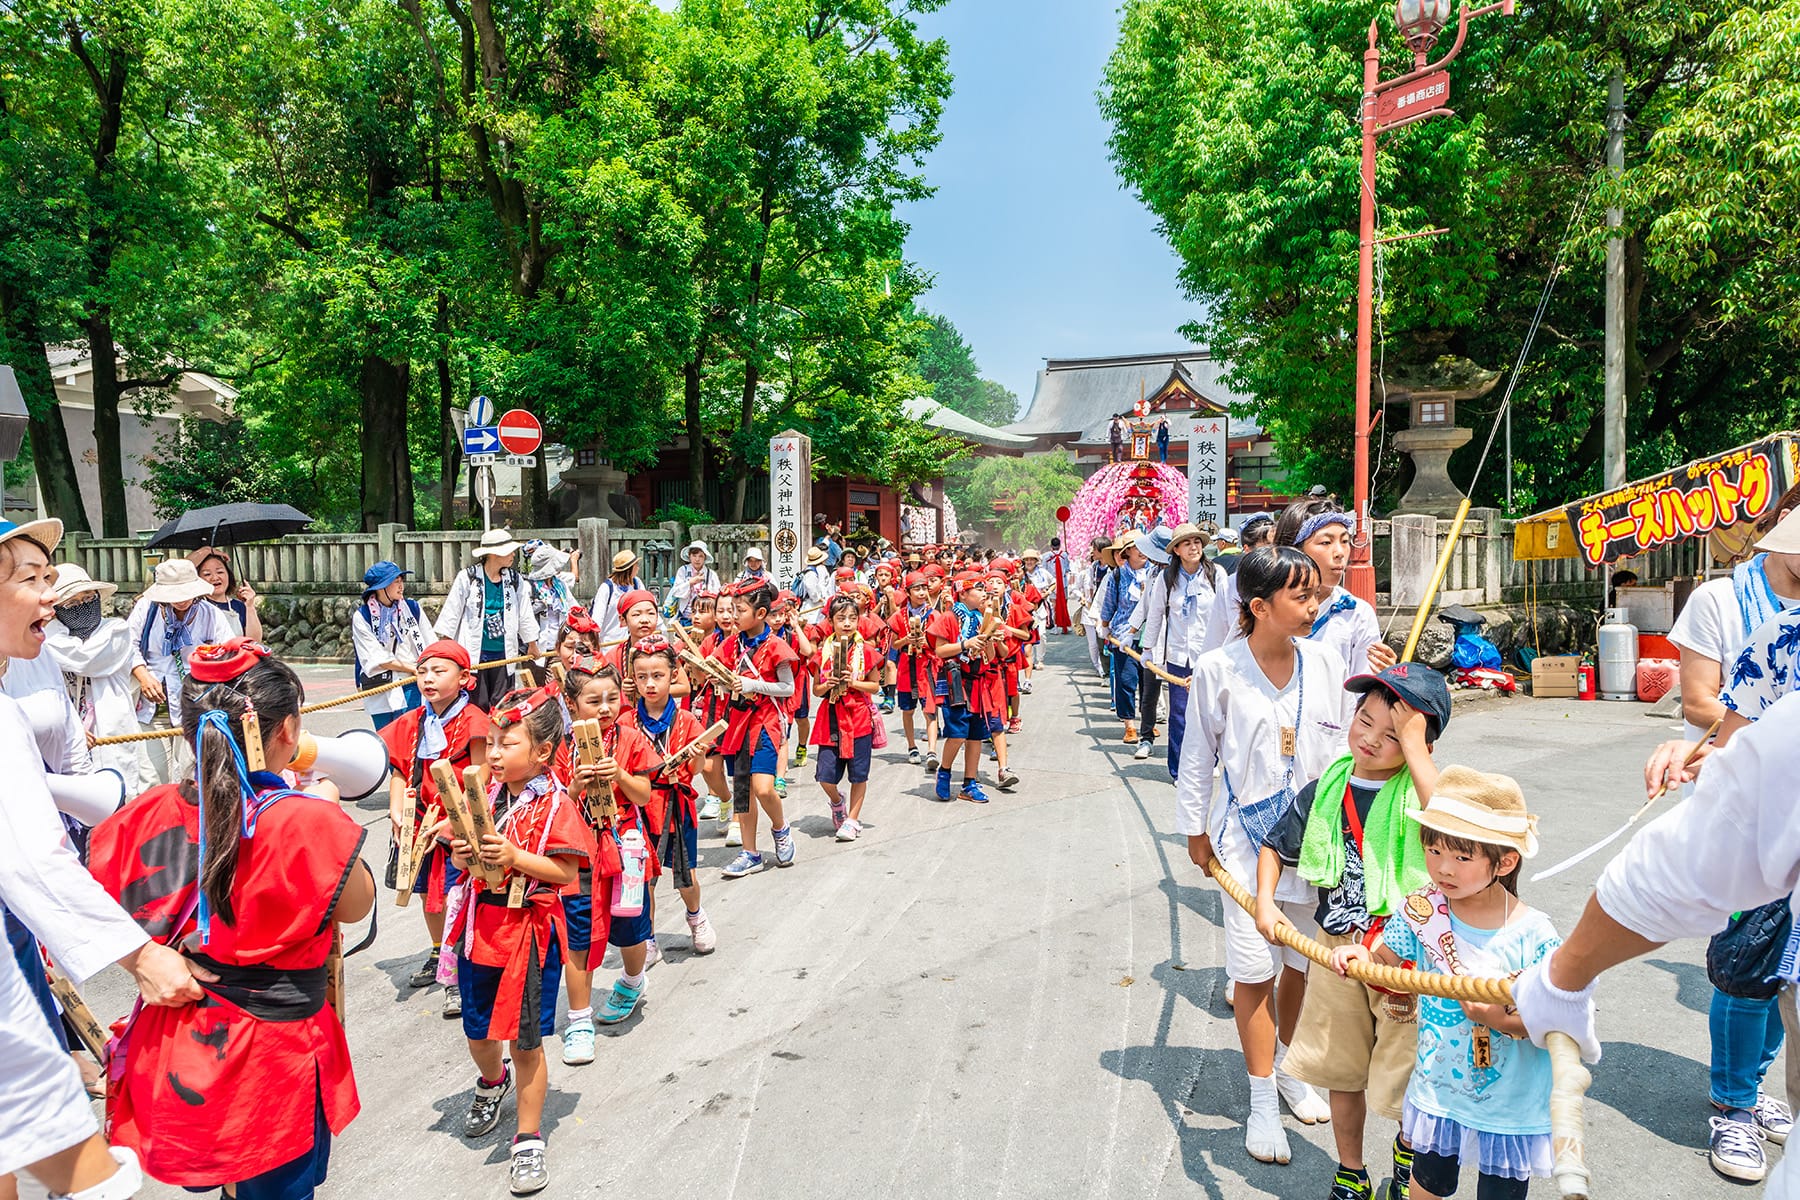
[145,502,314,550]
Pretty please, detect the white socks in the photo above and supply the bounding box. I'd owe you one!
[1245,1073,1291,1163]
[1273,1042,1332,1124]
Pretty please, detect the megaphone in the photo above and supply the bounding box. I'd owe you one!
[46,768,127,827]
[290,730,391,802]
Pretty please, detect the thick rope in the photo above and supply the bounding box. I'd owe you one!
[93,651,542,745]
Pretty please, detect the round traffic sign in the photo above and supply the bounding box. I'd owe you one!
[497,409,542,456]
[468,394,495,427]
[1056,505,1071,523]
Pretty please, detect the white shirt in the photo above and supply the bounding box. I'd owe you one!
[666,564,721,619]
[127,596,237,725]
[1668,576,1796,743]
[2,649,92,778]
[1199,575,1384,674]
[1176,638,1350,901]
[1138,563,1218,669]
[350,598,429,718]
[44,618,142,779]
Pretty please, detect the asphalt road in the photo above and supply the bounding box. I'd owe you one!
[81,638,1746,1199]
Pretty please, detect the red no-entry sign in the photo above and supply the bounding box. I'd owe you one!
[497,409,542,456]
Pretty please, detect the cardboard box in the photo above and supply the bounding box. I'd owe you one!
[1531,654,1583,698]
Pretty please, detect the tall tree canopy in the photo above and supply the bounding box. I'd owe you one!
[911,310,1020,427]
[1103,0,1800,513]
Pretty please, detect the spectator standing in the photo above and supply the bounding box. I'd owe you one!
[589,549,647,645]
[44,565,148,783]
[523,539,582,635]
[190,546,262,640]
[351,560,430,731]
[128,558,235,787]
[666,541,721,624]
[435,528,542,710]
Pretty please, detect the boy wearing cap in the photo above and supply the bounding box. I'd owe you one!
[380,639,491,1019]
[352,560,428,731]
[1254,664,1450,1200]
[436,528,543,710]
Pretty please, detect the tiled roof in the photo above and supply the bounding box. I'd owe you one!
[902,396,1034,449]
[1006,350,1262,443]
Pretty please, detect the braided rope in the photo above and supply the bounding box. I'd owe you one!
[93,651,543,745]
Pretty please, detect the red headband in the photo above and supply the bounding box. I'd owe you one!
[564,606,599,636]
[634,635,674,657]
[904,571,929,589]
[492,683,561,726]
[419,639,472,671]
[188,639,271,683]
[616,589,656,619]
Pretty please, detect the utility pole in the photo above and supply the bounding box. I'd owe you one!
[1602,71,1627,489]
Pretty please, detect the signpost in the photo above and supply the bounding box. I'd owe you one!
[468,393,495,428]
[1187,417,1228,530]
[768,431,812,589]
[463,425,500,456]
[498,410,542,457]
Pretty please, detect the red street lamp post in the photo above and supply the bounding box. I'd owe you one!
[1346,0,1513,604]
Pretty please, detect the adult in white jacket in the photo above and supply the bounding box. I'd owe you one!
[0,518,205,1200]
[435,527,541,710]
[43,565,146,783]
[127,558,235,789]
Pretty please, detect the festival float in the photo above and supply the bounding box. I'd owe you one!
[1064,411,1189,553]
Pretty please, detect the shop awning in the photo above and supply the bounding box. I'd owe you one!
[1514,434,1799,565]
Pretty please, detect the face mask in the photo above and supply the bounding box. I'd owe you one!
[57,594,104,640]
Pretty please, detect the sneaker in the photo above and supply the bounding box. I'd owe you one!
[934,768,952,801]
[907,747,923,766]
[561,1018,595,1066]
[1390,1133,1416,1196]
[409,948,439,988]
[508,1137,548,1195]
[830,801,848,831]
[1134,740,1152,761]
[443,985,462,1020]
[772,826,797,867]
[699,795,721,821]
[836,818,860,842]
[725,819,743,847]
[1276,1070,1331,1124]
[958,781,991,804]
[773,776,788,798]
[1710,1114,1769,1182]
[644,937,662,968]
[1020,679,1033,695]
[1755,1092,1794,1145]
[1327,1166,1373,1200]
[722,850,764,878]
[794,747,808,767]
[687,908,717,954]
[596,976,645,1025]
[1005,718,1022,733]
[464,1067,513,1137]
[996,767,1019,790]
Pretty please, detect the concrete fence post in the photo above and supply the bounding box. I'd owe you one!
[378,523,403,568]
[1469,508,1504,605]
[577,518,607,600]
[1389,514,1438,609]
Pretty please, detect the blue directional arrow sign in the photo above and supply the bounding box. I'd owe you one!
[462,425,500,455]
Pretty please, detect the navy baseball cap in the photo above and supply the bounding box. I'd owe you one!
[362,560,412,594]
[1345,662,1452,741]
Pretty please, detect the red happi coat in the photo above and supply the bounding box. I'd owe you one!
[380,699,492,912]
[717,628,799,756]
[89,783,365,1185]
[925,607,1006,717]
[888,605,940,710]
[808,638,883,754]
[449,776,591,1038]
[573,720,657,905]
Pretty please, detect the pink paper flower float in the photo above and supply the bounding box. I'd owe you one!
[1066,462,1189,552]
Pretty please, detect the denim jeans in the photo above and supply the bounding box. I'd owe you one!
[1165,663,1194,781]
[1710,985,1785,1110]
[1111,647,1140,722]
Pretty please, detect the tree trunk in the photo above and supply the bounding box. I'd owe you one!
[730,359,758,523]
[1,284,91,532]
[83,313,132,537]
[729,185,776,525]
[359,353,411,531]
[684,346,706,516]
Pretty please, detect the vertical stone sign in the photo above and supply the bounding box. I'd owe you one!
[1188,416,1228,528]
[769,430,811,589]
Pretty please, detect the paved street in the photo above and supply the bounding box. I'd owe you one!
[94,637,1743,1199]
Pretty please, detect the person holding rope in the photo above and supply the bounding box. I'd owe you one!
[91,639,375,1200]
[436,529,542,711]
[1098,531,1150,746]
[1134,523,1218,776]
[351,561,428,732]
[1178,546,1347,1164]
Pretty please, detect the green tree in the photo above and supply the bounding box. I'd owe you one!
[910,310,1018,426]
[949,452,1082,549]
[142,415,285,518]
[1102,0,1800,513]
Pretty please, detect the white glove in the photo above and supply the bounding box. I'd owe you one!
[1511,956,1602,1063]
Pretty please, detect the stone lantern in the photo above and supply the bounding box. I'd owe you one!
[1383,358,1498,517]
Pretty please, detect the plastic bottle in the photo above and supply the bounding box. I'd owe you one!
[612,827,648,918]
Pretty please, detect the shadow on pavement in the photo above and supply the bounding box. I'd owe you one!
[1587,1038,1708,1145]
[1642,956,1713,1016]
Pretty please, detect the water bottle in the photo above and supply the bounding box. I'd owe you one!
[611,828,648,918]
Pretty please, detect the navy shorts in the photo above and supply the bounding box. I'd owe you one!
[814,735,873,785]
[411,846,464,896]
[606,890,654,948]
[186,1085,330,1200]
[940,704,1000,742]
[722,731,780,778]
[896,690,931,713]
[459,938,563,1046]
[565,886,593,954]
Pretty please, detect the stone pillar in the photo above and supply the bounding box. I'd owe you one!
[1470,507,1504,605]
[577,517,608,601]
[1392,425,1475,517]
[378,522,403,567]
[1389,514,1438,608]
[768,431,811,589]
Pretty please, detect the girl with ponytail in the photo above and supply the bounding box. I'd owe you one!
[89,639,374,1199]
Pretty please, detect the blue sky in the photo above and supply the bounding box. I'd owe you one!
[896,0,1202,418]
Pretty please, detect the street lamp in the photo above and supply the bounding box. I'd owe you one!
[1345,0,1513,605]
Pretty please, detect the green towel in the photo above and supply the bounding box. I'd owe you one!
[1296,754,1428,920]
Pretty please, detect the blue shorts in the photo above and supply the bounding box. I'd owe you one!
[814,735,873,785]
[897,689,932,713]
[722,731,780,778]
[607,891,654,949]
[565,886,592,954]
[940,703,1000,742]
[458,937,563,1046]
[411,846,464,896]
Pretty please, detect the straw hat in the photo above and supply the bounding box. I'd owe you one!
[1167,523,1209,552]
[1407,765,1539,858]
[141,559,214,605]
[0,518,63,557]
[51,563,117,605]
[610,549,640,573]
[806,546,827,566]
[471,528,522,560]
[1020,548,1041,562]
[1099,531,1135,566]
